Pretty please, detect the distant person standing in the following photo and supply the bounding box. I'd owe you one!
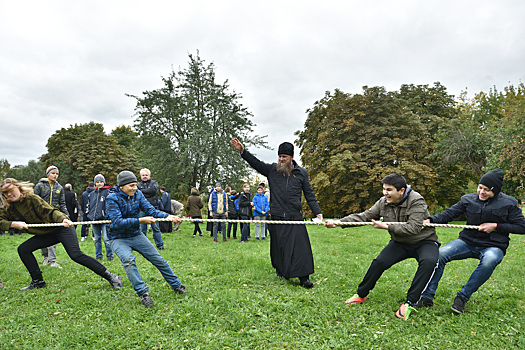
[137,169,164,250]
[260,182,271,237]
[87,174,113,262]
[159,186,173,233]
[33,166,68,268]
[64,184,79,225]
[253,185,269,240]
[208,182,228,242]
[225,187,239,239]
[238,183,253,243]
[80,182,95,241]
[187,187,203,237]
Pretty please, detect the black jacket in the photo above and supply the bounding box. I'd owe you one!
[240,149,321,218]
[137,179,159,208]
[430,192,525,253]
[238,191,252,217]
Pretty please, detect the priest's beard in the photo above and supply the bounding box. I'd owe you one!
[276,161,293,177]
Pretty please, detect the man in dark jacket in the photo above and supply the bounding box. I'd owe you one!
[418,169,525,314]
[137,169,164,250]
[159,186,172,233]
[231,138,323,289]
[325,174,439,321]
[64,184,79,223]
[80,182,95,241]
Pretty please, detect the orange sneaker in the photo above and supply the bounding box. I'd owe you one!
[345,294,367,305]
[395,303,417,320]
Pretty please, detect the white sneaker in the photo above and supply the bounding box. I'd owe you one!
[81,237,86,241]
[48,262,62,269]
[42,257,49,266]
[92,236,95,241]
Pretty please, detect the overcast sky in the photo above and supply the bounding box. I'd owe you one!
[1,0,524,167]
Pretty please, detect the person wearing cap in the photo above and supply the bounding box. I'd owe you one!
[86,174,114,262]
[417,169,525,314]
[137,168,165,250]
[0,178,123,291]
[105,171,187,307]
[33,165,69,268]
[231,138,323,288]
[208,182,229,242]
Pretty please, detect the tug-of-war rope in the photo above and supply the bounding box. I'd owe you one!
[25,218,481,230]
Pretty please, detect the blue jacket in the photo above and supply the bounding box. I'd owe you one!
[159,191,172,213]
[105,186,169,240]
[209,190,227,213]
[87,185,111,221]
[430,192,525,253]
[253,193,269,217]
[81,186,95,215]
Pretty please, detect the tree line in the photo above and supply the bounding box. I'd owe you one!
[296,82,525,217]
[1,52,523,216]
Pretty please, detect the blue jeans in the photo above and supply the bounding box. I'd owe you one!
[139,211,164,249]
[92,224,113,260]
[421,238,504,301]
[109,234,181,296]
[212,213,227,241]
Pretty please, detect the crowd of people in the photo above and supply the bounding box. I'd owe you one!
[1,139,524,319]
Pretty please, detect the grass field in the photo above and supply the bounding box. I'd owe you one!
[0,221,524,349]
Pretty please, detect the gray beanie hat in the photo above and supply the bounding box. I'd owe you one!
[94,174,105,183]
[117,171,138,187]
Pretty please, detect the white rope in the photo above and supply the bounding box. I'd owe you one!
[25,217,481,230]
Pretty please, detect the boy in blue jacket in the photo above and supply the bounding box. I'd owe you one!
[253,185,269,239]
[105,171,187,308]
[87,174,113,261]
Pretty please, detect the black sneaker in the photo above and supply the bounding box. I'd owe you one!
[20,280,46,290]
[106,273,123,290]
[140,292,153,307]
[414,297,434,309]
[451,295,467,314]
[173,285,187,295]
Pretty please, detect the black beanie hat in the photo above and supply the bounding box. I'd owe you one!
[479,169,504,195]
[117,171,138,187]
[278,142,294,157]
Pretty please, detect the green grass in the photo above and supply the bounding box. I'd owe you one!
[1,222,524,349]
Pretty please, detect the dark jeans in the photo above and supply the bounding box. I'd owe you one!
[81,213,90,237]
[227,218,238,238]
[240,215,250,242]
[17,227,107,280]
[356,239,439,304]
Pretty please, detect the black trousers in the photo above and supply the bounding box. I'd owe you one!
[18,227,107,280]
[357,239,439,304]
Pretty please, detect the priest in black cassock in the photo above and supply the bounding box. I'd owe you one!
[231,138,323,288]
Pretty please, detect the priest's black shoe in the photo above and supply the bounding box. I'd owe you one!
[299,277,314,289]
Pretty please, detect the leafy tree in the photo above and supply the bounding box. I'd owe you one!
[129,52,268,197]
[40,122,138,190]
[296,86,439,217]
[5,160,46,184]
[0,158,10,179]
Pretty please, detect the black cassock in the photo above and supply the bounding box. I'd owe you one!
[269,215,314,279]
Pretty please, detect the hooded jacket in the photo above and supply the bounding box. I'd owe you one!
[87,184,111,221]
[33,178,69,216]
[240,149,321,218]
[186,193,203,218]
[430,192,525,254]
[340,186,438,244]
[81,185,95,216]
[253,192,269,217]
[105,186,169,240]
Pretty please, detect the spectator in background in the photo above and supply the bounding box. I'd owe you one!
[137,169,164,250]
[87,174,113,262]
[253,185,269,240]
[259,182,270,237]
[226,187,239,239]
[187,187,203,237]
[80,182,95,241]
[64,184,79,225]
[208,182,228,242]
[238,183,253,243]
[159,186,173,233]
[33,165,69,269]
[170,199,184,232]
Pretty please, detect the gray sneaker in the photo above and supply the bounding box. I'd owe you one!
[173,285,187,295]
[451,295,467,314]
[42,257,49,266]
[48,262,62,269]
[140,292,153,307]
